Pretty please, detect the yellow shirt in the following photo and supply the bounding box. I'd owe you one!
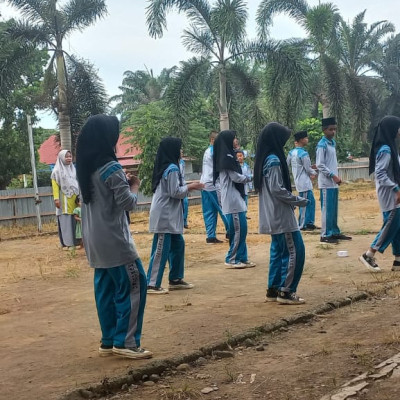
[52,179,77,215]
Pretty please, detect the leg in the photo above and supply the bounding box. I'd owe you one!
[209,190,229,234]
[201,191,218,239]
[331,188,340,235]
[237,212,248,263]
[183,196,189,227]
[94,268,117,346]
[147,233,171,287]
[269,234,284,289]
[298,191,307,229]
[225,213,243,264]
[168,234,185,281]
[304,190,316,227]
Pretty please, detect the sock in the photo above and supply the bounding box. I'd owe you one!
[366,250,375,258]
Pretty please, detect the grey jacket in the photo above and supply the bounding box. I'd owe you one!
[287,147,317,192]
[219,169,251,214]
[259,155,309,235]
[149,164,188,234]
[82,161,139,268]
[316,137,339,189]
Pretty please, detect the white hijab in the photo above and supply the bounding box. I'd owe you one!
[51,150,80,197]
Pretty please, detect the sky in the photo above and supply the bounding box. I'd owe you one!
[1,0,400,128]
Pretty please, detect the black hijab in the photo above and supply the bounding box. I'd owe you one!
[254,122,292,192]
[213,130,245,198]
[151,137,182,193]
[369,115,400,185]
[76,114,120,204]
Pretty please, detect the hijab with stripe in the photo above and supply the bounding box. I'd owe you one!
[369,115,400,185]
[254,122,292,192]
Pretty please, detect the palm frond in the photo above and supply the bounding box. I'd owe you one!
[6,0,50,24]
[7,19,53,48]
[182,25,216,57]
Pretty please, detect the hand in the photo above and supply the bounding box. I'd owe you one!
[187,181,204,191]
[332,175,342,185]
[129,174,140,187]
[396,191,400,204]
[310,174,316,180]
[311,164,317,170]
[54,199,60,209]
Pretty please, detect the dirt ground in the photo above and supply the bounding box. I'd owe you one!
[0,182,399,400]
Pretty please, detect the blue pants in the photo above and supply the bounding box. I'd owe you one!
[320,188,341,238]
[226,212,248,264]
[269,231,305,293]
[147,233,185,287]
[371,208,400,255]
[183,197,189,226]
[201,190,229,239]
[94,260,147,348]
[298,190,315,229]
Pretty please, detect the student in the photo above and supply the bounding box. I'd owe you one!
[359,115,400,272]
[76,114,152,360]
[287,130,318,230]
[254,123,309,304]
[179,150,189,229]
[236,150,253,206]
[147,137,204,294]
[213,130,255,269]
[316,117,352,243]
[51,150,79,250]
[200,131,229,244]
[73,196,82,249]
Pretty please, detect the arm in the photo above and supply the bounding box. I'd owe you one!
[227,169,252,184]
[375,151,399,190]
[316,146,341,184]
[105,169,138,211]
[302,155,317,177]
[267,165,309,207]
[51,179,60,208]
[166,171,189,199]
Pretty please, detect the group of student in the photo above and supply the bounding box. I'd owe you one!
[50,113,400,360]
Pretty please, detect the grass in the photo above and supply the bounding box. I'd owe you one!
[159,383,202,400]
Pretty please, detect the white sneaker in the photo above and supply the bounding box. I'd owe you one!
[359,253,381,272]
[225,262,246,269]
[147,286,169,294]
[112,346,153,359]
[242,261,256,268]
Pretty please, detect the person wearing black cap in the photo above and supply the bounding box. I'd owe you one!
[213,130,255,268]
[359,116,400,272]
[147,137,204,294]
[76,114,152,359]
[316,117,352,243]
[254,123,309,304]
[287,130,318,230]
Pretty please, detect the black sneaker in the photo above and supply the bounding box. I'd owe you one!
[113,346,153,359]
[206,237,223,244]
[359,253,381,272]
[392,260,400,272]
[265,288,278,302]
[320,237,339,244]
[307,224,320,230]
[169,279,194,290]
[332,234,352,240]
[98,343,113,357]
[277,291,305,305]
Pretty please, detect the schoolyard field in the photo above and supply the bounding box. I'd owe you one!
[1,181,399,400]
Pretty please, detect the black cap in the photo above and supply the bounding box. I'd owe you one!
[322,117,336,127]
[294,130,308,141]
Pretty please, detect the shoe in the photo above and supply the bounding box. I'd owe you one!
[392,261,400,272]
[246,216,251,220]
[277,291,305,305]
[98,343,113,357]
[320,237,339,244]
[113,346,153,359]
[307,224,320,230]
[332,234,352,240]
[225,262,246,269]
[62,247,69,251]
[265,288,278,302]
[225,233,230,240]
[206,237,223,244]
[242,260,256,268]
[359,253,381,272]
[184,225,189,229]
[301,226,314,231]
[168,279,194,290]
[147,286,169,294]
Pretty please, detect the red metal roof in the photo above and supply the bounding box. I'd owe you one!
[38,134,141,166]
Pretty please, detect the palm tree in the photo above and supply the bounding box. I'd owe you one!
[6,0,107,151]
[110,66,177,121]
[147,0,307,131]
[257,0,344,120]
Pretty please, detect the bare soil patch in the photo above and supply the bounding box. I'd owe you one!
[0,182,399,400]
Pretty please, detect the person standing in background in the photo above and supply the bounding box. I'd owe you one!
[51,150,80,250]
[236,150,253,217]
[179,149,189,229]
[200,131,229,244]
[316,117,352,244]
[287,130,318,231]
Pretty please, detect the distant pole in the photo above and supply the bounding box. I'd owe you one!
[27,115,42,232]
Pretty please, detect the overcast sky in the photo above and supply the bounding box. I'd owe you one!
[1,0,400,128]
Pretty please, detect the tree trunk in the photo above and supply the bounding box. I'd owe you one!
[218,66,229,131]
[56,49,72,151]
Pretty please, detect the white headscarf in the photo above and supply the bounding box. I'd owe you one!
[51,150,80,197]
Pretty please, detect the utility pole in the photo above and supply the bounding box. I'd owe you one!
[27,115,42,232]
